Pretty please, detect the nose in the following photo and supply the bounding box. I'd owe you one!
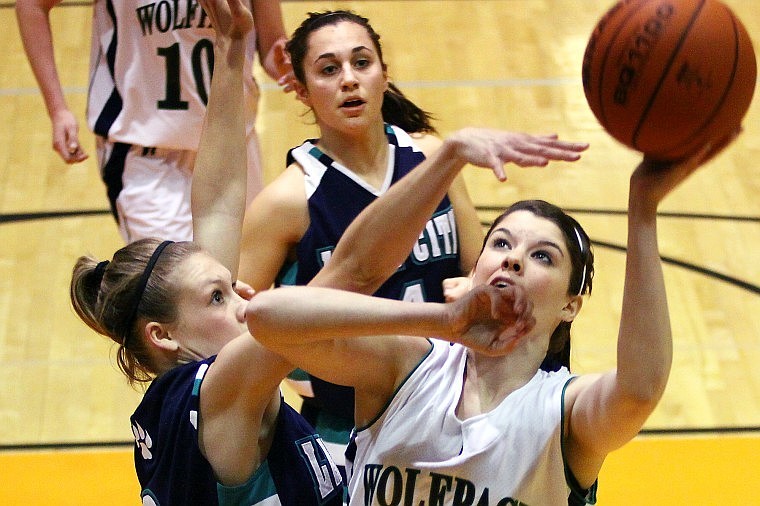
[341,64,359,90]
[501,255,521,273]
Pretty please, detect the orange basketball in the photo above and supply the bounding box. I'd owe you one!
[582,0,756,160]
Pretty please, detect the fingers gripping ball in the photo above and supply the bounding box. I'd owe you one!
[582,0,756,160]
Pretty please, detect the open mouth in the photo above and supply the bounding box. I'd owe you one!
[341,99,365,108]
[490,277,513,289]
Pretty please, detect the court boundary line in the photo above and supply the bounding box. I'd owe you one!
[2,425,759,452]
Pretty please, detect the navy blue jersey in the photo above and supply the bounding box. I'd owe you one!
[131,357,344,505]
[281,124,464,442]
[287,124,462,302]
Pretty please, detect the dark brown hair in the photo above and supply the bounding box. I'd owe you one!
[483,200,595,371]
[286,10,437,134]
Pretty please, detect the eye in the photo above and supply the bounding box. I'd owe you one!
[490,236,510,249]
[354,57,370,69]
[211,289,225,305]
[531,250,553,265]
[320,63,339,76]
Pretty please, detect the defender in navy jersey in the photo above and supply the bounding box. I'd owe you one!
[67,3,343,505]
[280,125,464,443]
[133,358,343,506]
[238,12,485,473]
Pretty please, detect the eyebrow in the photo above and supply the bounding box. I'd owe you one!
[493,227,565,257]
[314,46,371,63]
[198,275,229,289]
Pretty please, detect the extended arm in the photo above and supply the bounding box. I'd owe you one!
[564,141,734,487]
[16,0,88,163]
[191,0,251,279]
[246,283,535,422]
[311,129,589,293]
[192,0,293,486]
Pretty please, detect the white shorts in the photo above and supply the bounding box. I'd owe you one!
[97,133,263,243]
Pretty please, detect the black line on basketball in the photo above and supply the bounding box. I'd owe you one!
[597,2,648,129]
[632,0,707,151]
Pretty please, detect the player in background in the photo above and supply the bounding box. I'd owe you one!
[16,0,293,243]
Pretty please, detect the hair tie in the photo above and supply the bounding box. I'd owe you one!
[93,260,110,289]
[120,240,174,342]
[573,227,587,297]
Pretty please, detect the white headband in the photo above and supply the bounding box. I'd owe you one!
[574,227,587,297]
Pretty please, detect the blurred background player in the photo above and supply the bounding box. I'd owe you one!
[16,0,293,243]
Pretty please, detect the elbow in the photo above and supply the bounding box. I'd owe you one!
[244,296,278,348]
[313,257,386,295]
[618,368,670,411]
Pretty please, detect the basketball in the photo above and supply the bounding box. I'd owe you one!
[582,0,757,160]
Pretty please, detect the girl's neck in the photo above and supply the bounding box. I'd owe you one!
[457,348,542,419]
[317,123,389,177]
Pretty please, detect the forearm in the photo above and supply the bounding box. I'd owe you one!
[192,33,248,273]
[251,0,287,80]
[616,194,672,402]
[16,0,69,117]
[247,286,451,348]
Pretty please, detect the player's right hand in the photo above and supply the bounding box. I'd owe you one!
[52,109,88,164]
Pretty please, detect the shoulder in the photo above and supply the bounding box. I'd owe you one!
[408,132,443,157]
[246,164,307,224]
[265,163,307,201]
[133,360,213,429]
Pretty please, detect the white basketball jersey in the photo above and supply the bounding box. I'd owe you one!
[348,340,594,506]
[87,0,259,150]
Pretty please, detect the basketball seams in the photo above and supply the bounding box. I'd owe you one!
[631,0,708,152]
[596,1,648,131]
[583,0,756,160]
[676,6,741,158]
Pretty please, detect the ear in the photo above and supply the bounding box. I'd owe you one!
[294,81,311,106]
[145,322,179,352]
[560,295,583,323]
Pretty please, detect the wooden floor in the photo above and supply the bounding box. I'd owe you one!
[1,0,758,502]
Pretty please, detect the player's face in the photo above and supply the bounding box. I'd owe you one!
[296,21,388,133]
[168,252,248,359]
[471,211,578,337]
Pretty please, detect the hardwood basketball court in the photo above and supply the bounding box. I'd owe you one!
[1,0,758,503]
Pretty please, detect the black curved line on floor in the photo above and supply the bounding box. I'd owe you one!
[1,208,758,294]
[3,206,758,224]
[477,206,760,223]
[0,209,110,224]
[593,239,760,295]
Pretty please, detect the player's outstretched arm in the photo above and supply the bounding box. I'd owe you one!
[311,128,589,294]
